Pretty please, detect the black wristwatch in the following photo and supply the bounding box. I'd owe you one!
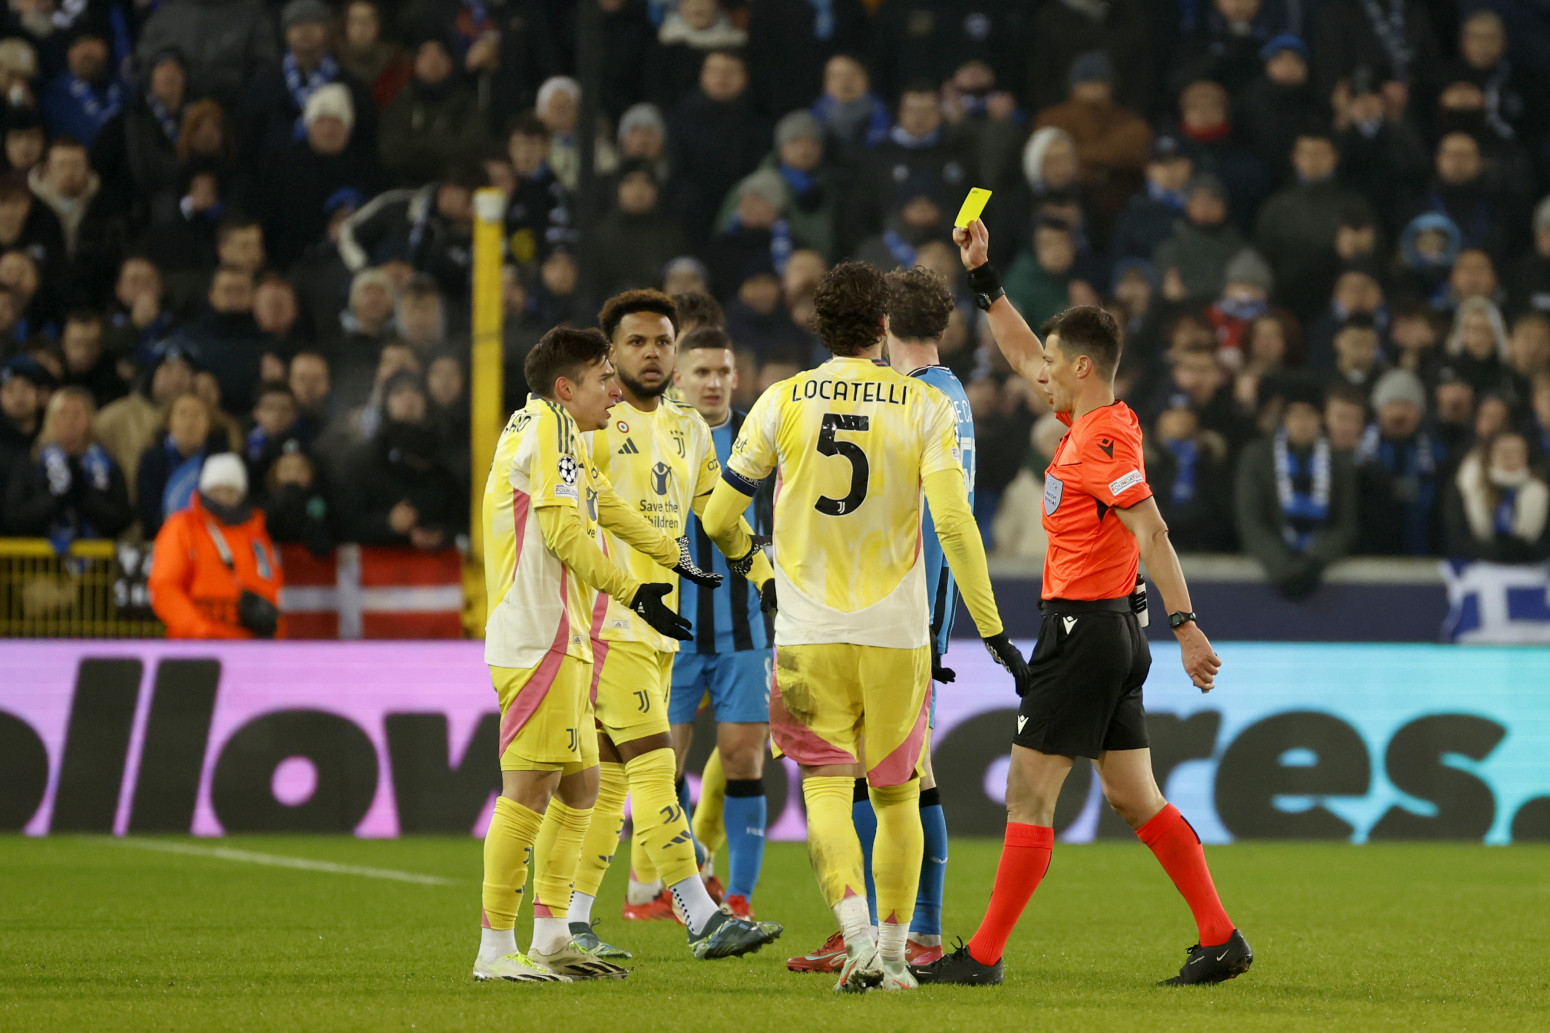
[973,286,1006,311]
[1168,610,1197,630]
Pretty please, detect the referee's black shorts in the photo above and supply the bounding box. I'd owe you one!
[1013,597,1151,759]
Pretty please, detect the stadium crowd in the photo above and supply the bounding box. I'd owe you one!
[1,0,1549,606]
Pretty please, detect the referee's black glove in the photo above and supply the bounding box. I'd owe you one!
[758,578,778,615]
[630,582,693,641]
[728,534,771,578]
[931,645,956,684]
[983,632,1033,697]
[671,535,723,589]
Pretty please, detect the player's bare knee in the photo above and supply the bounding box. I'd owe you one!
[1102,784,1166,828]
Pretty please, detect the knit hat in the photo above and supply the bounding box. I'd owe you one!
[774,110,823,149]
[616,102,666,143]
[282,0,334,31]
[304,83,354,131]
[1224,249,1274,293]
[738,168,788,209]
[1371,368,1427,411]
[1068,50,1112,88]
[1260,34,1309,63]
[199,453,248,495]
[1,353,53,389]
[1021,126,1074,190]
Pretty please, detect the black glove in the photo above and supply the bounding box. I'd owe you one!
[758,578,777,615]
[671,535,723,589]
[728,535,771,578]
[931,645,956,684]
[630,582,693,641]
[237,590,280,639]
[983,632,1033,697]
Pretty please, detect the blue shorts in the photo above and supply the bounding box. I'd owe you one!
[669,649,772,726]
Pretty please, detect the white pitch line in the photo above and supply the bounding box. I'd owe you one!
[113,838,456,885]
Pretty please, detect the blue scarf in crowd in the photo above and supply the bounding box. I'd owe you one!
[1274,429,1331,554]
[283,53,338,140]
[1168,437,1199,505]
[1494,488,1520,535]
[40,442,114,554]
[146,92,178,143]
[162,440,204,523]
[1357,425,1440,555]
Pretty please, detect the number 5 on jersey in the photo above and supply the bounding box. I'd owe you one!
[815,412,870,516]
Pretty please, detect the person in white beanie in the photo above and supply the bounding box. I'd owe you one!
[148,451,285,639]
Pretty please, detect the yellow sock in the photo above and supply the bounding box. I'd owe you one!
[533,798,591,912]
[481,796,543,931]
[574,762,627,899]
[629,824,659,884]
[802,775,865,908]
[623,747,698,887]
[692,746,727,859]
[869,781,923,928]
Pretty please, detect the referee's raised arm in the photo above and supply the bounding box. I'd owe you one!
[951,220,1045,387]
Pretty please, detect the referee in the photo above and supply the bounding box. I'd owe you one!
[917,219,1251,988]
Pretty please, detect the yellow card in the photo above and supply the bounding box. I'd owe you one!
[954,188,993,228]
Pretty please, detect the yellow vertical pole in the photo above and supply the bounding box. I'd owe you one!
[466,187,507,636]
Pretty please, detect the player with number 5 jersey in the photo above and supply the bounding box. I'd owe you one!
[702,262,1032,994]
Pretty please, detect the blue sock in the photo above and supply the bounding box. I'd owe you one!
[915,787,948,937]
[676,777,706,869]
[852,778,878,925]
[722,778,766,899]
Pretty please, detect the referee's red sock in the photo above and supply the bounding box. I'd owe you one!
[1136,803,1234,946]
[966,823,1053,965]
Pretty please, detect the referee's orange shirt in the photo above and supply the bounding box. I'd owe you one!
[1041,401,1153,601]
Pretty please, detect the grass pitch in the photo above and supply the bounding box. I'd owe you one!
[2,836,1547,1033]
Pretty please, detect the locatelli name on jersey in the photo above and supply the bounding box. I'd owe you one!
[789,378,910,405]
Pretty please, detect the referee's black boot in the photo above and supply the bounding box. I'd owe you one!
[911,940,1003,986]
[1159,929,1253,986]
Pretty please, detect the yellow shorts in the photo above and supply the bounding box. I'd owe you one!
[592,638,673,745]
[770,643,930,787]
[493,652,599,773]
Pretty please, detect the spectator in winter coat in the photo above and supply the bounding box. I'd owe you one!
[95,340,197,496]
[39,23,124,149]
[334,370,464,549]
[717,111,841,261]
[338,164,487,308]
[1033,50,1150,230]
[0,352,48,488]
[27,137,127,304]
[257,83,383,269]
[58,310,124,408]
[164,267,276,414]
[811,54,889,153]
[1354,368,1446,555]
[668,50,771,245]
[1146,391,1237,552]
[0,172,66,293]
[148,452,284,639]
[1445,297,1527,405]
[1111,135,1192,263]
[237,0,376,165]
[746,0,867,120]
[257,437,333,556]
[1237,35,1326,186]
[1153,173,1245,305]
[592,162,686,299]
[1255,129,1379,322]
[379,34,489,188]
[337,0,411,110]
[1445,430,1550,562]
[648,0,747,112]
[135,390,226,538]
[134,0,277,109]
[1026,0,1152,115]
[1172,79,1271,233]
[1234,378,1359,598]
[1311,0,1438,101]
[4,385,132,544]
[90,46,189,229]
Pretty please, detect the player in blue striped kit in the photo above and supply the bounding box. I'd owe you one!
[785,265,977,972]
[668,327,776,920]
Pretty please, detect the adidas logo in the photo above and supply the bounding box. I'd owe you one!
[617,439,640,454]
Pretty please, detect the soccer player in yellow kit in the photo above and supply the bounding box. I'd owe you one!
[565,290,782,960]
[475,327,734,982]
[701,263,1033,992]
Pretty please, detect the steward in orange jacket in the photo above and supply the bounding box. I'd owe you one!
[149,454,285,639]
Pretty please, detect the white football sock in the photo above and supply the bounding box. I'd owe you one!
[878,921,907,963]
[835,895,872,949]
[531,915,570,954]
[480,927,517,958]
[567,891,595,925]
[668,874,721,935]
